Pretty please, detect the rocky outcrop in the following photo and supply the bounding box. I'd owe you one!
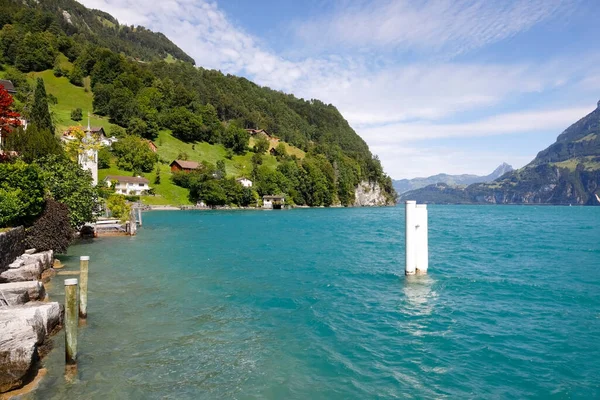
[0,282,46,304]
[0,251,53,283]
[354,181,393,206]
[0,227,26,272]
[0,302,62,393]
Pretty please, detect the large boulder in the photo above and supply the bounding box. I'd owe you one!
[0,251,54,283]
[0,302,63,393]
[0,281,46,302]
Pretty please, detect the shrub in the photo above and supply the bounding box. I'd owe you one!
[25,198,73,253]
[106,194,130,222]
[70,108,83,121]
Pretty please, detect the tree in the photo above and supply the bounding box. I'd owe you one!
[34,155,99,228]
[189,179,227,207]
[98,146,111,169]
[164,107,203,142]
[154,165,161,184]
[0,85,21,133]
[5,125,62,163]
[70,108,82,121]
[216,160,226,179]
[127,117,147,137]
[15,32,57,72]
[68,64,84,87]
[0,161,45,227]
[63,126,100,163]
[30,78,54,134]
[223,124,249,154]
[25,198,73,253]
[112,135,158,172]
[253,135,269,154]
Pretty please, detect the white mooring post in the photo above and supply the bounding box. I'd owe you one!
[405,201,429,275]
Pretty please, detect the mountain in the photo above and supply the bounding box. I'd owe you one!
[0,0,396,206]
[0,0,195,64]
[399,101,600,205]
[393,162,513,194]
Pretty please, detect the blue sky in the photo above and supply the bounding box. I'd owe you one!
[79,0,600,178]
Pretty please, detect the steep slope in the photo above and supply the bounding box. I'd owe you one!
[400,101,600,205]
[393,162,513,194]
[0,0,194,64]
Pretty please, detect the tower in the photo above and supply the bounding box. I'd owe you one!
[78,113,98,185]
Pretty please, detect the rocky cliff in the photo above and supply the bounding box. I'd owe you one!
[354,181,394,206]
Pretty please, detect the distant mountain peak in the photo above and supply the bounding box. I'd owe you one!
[392,162,513,194]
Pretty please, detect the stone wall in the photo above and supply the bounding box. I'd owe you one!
[0,227,25,272]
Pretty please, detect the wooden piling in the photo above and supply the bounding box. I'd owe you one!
[79,256,89,319]
[64,278,78,365]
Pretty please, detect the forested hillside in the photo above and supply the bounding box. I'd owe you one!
[0,0,396,207]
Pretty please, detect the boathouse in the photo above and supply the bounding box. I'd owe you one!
[263,195,285,209]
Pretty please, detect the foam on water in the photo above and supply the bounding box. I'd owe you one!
[34,206,600,399]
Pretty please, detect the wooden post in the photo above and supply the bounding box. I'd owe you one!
[64,278,78,365]
[138,206,142,226]
[79,256,89,319]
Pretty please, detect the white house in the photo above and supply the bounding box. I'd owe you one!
[236,177,253,188]
[104,175,150,195]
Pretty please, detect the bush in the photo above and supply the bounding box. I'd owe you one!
[71,108,83,121]
[124,195,140,202]
[106,194,130,222]
[25,198,73,253]
[0,161,45,227]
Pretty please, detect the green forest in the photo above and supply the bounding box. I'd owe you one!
[0,0,395,226]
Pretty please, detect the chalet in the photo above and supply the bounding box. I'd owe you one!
[170,160,200,173]
[263,195,285,209]
[236,177,253,188]
[104,175,150,195]
[0,79,16,94]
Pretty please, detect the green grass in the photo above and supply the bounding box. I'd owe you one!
[98,161,192,206]
[551,157,600,171]
[29,70,117,133]
[155,130,278,177]
[164,54,177,64]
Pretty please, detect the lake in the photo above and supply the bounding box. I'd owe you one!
[34,206,600,399]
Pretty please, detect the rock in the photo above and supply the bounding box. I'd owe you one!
[0,309,45,393]
[0,282,46,302]
[354,181,390,206]
[0,291,30,306]
[24,249,36,255]
[0,251,54,283]
[2,303,64,336]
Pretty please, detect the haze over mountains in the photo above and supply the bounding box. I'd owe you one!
[393,163,513,194]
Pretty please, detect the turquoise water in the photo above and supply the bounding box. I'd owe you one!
[34,206,600,399]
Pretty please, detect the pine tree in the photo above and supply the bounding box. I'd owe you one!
[30,78,54,134]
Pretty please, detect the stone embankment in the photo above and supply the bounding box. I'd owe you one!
[0,227,63,394]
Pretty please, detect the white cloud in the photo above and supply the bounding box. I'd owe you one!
[293,0,576,56]
[361,105,595,143]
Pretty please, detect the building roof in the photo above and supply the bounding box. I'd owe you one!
[0,79,16,94]
[104,175,149,184]
[246,128,271,137]
[170,160,200,170]
[88,126,105,134]
[236,177,251,181]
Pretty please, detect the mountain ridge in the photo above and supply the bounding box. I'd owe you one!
[393,162,513,194]
[399,101,600,205]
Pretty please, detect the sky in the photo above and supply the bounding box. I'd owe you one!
[78,0,600,179]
